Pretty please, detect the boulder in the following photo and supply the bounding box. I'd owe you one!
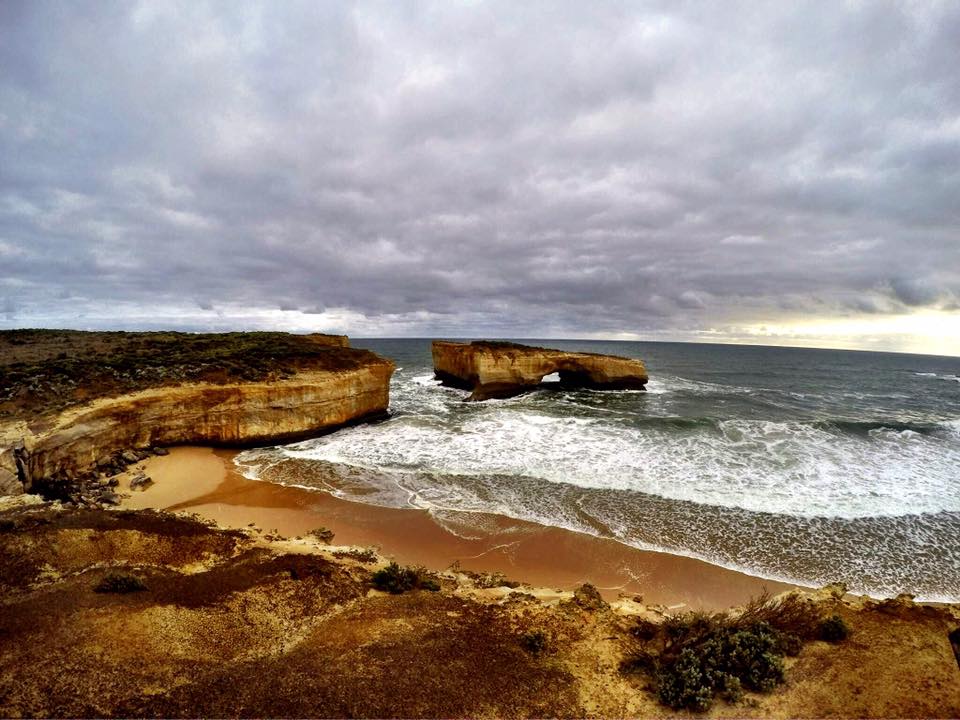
[571,583,609,612]
[98,491,121,505]
[130,474,153,491]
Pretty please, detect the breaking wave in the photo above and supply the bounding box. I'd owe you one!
[236,340,960,601]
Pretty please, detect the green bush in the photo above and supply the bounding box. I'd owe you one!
[371,562,440,594]
[94,573,147,594]
[418,576,441,592]
[654,623,785,711]
[622,592,841,712]
[721,624,786,691]
[656,646,715,712]
[372,562,418,593]
[819,615,850,642]
[777,632,803,656]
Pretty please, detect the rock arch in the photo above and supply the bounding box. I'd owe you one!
[432,340,648,401]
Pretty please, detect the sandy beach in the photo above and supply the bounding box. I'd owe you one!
[119,445,801,610]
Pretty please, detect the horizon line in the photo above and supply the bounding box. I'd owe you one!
[3,326,958,360]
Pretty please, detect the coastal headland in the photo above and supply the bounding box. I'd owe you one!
[0,330,394,495]
[432,340,649,400]
[1,330,958,717]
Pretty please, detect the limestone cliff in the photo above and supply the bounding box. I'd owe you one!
[0,331,394,495]
[433,340,648,400]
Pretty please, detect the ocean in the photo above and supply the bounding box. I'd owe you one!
[236,339,960,602]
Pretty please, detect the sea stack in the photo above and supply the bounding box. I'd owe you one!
[432,340,648,401]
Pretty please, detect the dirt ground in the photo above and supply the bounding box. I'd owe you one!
[1,501,958,718]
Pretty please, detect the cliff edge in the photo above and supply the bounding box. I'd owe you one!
[0,331,394,495]
[1,503,957,718]
[433,340,648,400]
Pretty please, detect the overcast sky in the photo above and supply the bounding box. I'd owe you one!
[1,1,959,355]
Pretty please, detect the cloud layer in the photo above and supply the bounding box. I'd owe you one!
[2,1,959,353]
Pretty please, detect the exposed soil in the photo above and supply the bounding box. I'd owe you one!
[1,502,958,718]
[0,330,381,420]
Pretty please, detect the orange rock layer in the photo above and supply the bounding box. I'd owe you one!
[0,361,394,495]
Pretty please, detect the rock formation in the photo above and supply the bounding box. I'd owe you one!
[433,341,648,401]
[0,331,394,495]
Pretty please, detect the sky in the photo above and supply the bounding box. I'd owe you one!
[1,1,959,356]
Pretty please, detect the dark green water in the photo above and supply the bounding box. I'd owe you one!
[237,339,960,601]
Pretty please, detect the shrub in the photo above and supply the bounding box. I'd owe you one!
[656,646,716,712]
[520,630,547,655]
[332,548,378,564]
[372,562,418,593]
[307,527,335,544]
[622,591,843,712]
[654,622,786,711]
[468,571,522,589]
[631,618,659,641]
[418,576,441,592]
[735,590,822,640]
[777,632,803,657]
[371,562,440,594]
[94,573,147,594]
[819,615,850,642]
[721,624,786,692]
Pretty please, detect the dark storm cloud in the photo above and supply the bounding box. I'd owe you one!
[1,0,958,347]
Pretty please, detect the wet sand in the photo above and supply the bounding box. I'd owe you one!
[120,446,802,610]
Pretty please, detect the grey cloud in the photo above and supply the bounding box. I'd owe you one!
[0,0,958,348]
[887,278,948,308]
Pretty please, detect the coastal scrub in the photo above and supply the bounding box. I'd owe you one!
[621,592,847,712]
[371,562,440,593]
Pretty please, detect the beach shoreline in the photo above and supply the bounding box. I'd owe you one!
[118,445,802,610]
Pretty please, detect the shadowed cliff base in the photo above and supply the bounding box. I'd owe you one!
[1,498,958,718]
[432,340,648,400]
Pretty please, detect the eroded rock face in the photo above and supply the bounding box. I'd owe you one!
[0,363,394,495]
[433,341,648,401]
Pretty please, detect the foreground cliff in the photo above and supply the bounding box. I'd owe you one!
[1,501,957,718]
[0,331,394,495]
[433,340,649,400]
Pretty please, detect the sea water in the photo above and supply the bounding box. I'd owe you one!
[236,339,960,601]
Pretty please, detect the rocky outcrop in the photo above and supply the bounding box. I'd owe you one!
[433,341,648,401]
[1,338,395,495]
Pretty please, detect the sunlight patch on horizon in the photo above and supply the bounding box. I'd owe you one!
[734,310,960,357]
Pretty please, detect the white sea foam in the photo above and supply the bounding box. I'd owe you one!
[252,372,960,521]
[235,356,960,601]
[914,371,960,383]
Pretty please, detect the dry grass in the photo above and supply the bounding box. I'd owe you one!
[733,589,824,639]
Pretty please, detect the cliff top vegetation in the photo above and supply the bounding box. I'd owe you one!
[0,330,386,420]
